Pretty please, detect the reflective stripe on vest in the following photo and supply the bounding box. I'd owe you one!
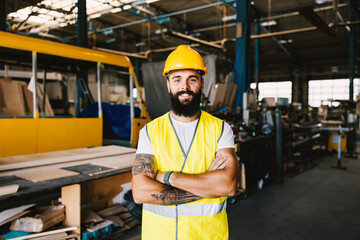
[143,200,227,219]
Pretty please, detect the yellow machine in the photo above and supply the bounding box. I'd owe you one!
[0,31,150,157]
[328,132,347,151]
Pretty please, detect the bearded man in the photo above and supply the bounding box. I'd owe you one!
[132,45,239,240]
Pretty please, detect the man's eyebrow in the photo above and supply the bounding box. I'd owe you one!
[188,75,200,79]
[171,75,181,79]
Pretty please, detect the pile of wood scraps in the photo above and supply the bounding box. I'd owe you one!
[0,204,77,240]
[0,145,136,196]
[82,203,140,239]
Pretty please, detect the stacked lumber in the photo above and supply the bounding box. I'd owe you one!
[0,204,77,240]
[0,78,54,116]
[0,145,136,189]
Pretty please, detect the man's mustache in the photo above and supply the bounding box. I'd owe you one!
[175,90,195,97]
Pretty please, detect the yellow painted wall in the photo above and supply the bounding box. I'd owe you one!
[0,118,102,157]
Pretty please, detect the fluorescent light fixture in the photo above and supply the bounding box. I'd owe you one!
[260,20,277,27]
[28,16,47,24]
[106,38,116,44]
[89,13,101,19]
[155,28,168,34]
[315,0,332,4]
[110,8,122,13]
[123,5,132,10]
[222,15,236,22]
[146,0,159,3]
[110,1,121,7]
[278,39,293,44]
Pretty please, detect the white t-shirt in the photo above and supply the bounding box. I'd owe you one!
[136,114,235,155]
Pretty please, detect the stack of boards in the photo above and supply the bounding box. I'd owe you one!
[0,145,136,196]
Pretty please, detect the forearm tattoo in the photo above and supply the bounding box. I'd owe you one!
[132,154,156,176]
[151,185,202,205]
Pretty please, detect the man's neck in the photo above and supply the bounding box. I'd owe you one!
[170,110,201,123]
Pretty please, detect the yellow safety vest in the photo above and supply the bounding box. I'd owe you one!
[143,111,228,240]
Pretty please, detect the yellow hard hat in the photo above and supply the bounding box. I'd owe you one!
[162,45,207,77]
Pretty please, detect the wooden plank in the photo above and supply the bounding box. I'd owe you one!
[0,184,19,196]
[9,226,77,240]
[61,185,81,237]
[26,232,67,240]
[0,204,35,226]
[90,153,135,169]
[0,153,135,177]
[16,169,79,182]
[0,145,136,172]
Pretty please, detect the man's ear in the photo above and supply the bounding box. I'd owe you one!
[167,79,170,93]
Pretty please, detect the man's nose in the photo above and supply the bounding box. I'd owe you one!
[180,80,190,90]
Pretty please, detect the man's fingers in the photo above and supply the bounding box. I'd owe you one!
[209,154,221,170]
[209,155,228,171]
[217,160,230,169]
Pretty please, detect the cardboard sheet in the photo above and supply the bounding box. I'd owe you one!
[0,184,19,196]
[16,169,79,182]
[90,153,136,169]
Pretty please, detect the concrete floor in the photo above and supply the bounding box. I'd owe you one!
[120,147,360,240]
[228,150,360,240]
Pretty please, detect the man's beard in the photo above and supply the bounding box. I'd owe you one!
[170,89,202,117]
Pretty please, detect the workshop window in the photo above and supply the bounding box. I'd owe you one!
[308,79,360,107]
[250,81,292,103]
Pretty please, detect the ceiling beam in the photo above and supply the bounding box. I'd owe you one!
[299,7,336,37]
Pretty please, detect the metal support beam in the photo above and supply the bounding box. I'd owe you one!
[32,51,38,119]
[299,7,336,37]
[348,2,356,100]
[254,22,260,101]
[235,0,251,110]
[0,0,6,31]
[77,0,88,47]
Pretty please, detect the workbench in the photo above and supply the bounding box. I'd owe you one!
[0,145,136,239]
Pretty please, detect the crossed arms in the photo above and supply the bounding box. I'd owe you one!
[132,148,239,205]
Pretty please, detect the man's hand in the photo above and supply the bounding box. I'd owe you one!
[209,154,229,171]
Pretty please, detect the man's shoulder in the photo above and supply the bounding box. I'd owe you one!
[147,112,170,127]
[201,111,223,124]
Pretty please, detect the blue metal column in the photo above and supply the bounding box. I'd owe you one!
[77,0,88,47]
[254,22,260,101]
[348,5,355,100]
[0,0,5,31]
[349,26,354,100]
[235,0,251,110]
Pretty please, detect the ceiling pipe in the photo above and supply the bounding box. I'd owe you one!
[94,43,201,59]
[169,31,222,49]
[251,26,317,39]
[257,3,348,22]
